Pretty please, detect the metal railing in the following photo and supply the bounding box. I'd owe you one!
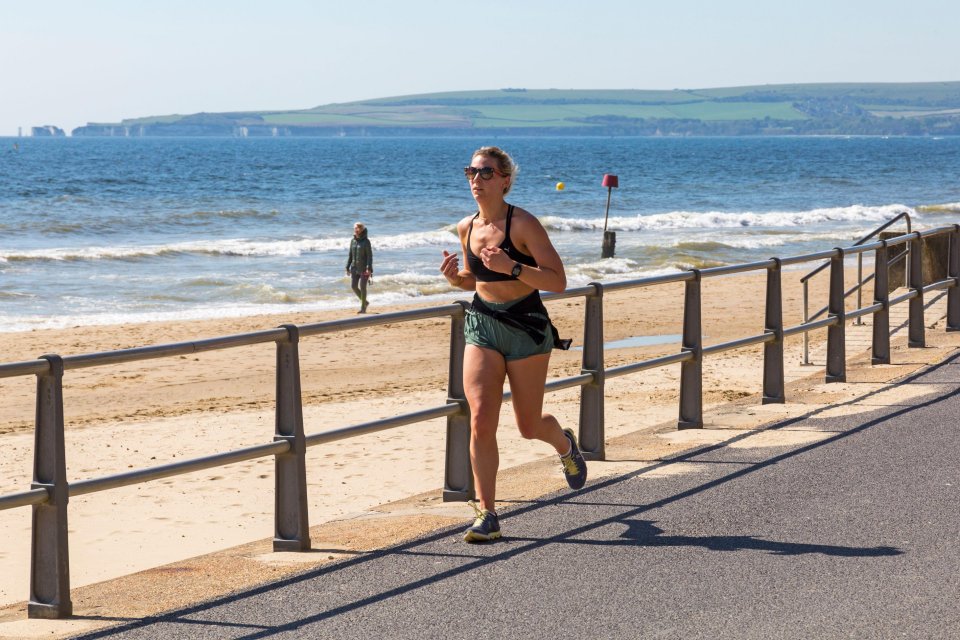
[2,225,959,618]
[800,211,913,364]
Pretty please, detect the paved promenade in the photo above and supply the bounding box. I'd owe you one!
[65,352,960,639]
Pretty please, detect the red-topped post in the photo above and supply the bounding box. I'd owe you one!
[601,174,618,258]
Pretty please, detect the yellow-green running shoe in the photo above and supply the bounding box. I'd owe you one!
[463,501,501,543]
[560,428,588,490]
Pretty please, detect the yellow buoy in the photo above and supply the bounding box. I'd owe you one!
[556,182,565,191]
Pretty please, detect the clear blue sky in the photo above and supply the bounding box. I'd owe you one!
[2,0,957,136]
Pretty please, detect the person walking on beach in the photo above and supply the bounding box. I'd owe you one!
[439,146,585,543]
[345,222,373,313]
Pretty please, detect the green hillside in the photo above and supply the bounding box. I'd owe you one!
[72,82,960,137]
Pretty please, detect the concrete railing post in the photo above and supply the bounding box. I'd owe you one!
[444,301,473,501]
[578,283,605,460]
[29,355,72,619]
[947,225,960,332]
[802,280,811,365]
[273,324,311,551]
[872,242,891,364]
[825,250,847,383]
[908,237,925,348]
[678,272,703,429]
[762,259,785,404]
[854,253,864,325]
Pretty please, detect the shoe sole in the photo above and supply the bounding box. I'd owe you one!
[463,530,502,543]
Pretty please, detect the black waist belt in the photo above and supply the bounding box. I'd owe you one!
[470,291,572,350]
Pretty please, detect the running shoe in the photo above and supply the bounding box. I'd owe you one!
[560,428,588,490]
[463,501,501,543]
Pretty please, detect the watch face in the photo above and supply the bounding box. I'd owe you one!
[511,262,522,277]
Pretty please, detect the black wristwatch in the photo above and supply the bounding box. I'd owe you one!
[511,262,523,278]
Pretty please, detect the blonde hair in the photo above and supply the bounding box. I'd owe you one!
[472,146,518,195]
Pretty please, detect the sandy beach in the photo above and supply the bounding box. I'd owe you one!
[2,264,958,638]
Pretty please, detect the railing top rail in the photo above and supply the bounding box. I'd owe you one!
[298,303,463,337]
[543,285,597,302]
[843,239,886,256]
[882,230,921,248]
[918,224,960,239]
[601,271,696,293]
[700,259,777,278]
[0,359,50,379]
[785,249,842,270]
[64,328,290,371]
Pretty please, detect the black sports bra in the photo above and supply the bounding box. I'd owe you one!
[466,205,539,282]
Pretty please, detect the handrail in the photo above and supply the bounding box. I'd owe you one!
[800,211,912,364]
[1,223,957,619]
[799,211,912,284]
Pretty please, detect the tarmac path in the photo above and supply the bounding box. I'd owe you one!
[68,353,960,640]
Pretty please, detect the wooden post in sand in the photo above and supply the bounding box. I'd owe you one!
[29,354,73,619]
[600,174,618,259]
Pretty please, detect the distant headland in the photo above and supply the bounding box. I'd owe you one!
[57,82,960,137]
[31,125,66,137]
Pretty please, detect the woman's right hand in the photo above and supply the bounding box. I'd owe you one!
[440,250,460,284]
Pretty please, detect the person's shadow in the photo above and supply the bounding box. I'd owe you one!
[586,519,902,557]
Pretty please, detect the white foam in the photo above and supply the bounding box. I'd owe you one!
[0,230,458,263]
[542,204,915,233]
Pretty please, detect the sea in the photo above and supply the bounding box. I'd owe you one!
[1,135,959,333]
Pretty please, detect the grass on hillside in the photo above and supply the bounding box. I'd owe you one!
[88,82,960,132]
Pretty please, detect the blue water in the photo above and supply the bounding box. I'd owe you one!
[2,136,959,331]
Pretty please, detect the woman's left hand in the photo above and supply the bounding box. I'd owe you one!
[479,246,512,275]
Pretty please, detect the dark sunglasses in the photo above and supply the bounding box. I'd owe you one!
[463,166,504,180]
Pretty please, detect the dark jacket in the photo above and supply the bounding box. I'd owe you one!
[346,228,373,273]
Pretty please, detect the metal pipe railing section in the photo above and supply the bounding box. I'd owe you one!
[923,278,957,295]
[600,270,694,293]
[782,249,840,268]
[702,333,772,356]
[699,259,777,278]
[0,488,49,510]
[605,351,694,379]
[801,238,914,359]
[305,404,461,447]
[70,440,291,497]
[299,303,463,337]
[799,211,912,284]
[798,213,914,363]
[889,290,921,306]
[783,315,839,338]
[0,360,50,379]
[846,304,883,322]
[2,224,958,619]
[65,329,291,371]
